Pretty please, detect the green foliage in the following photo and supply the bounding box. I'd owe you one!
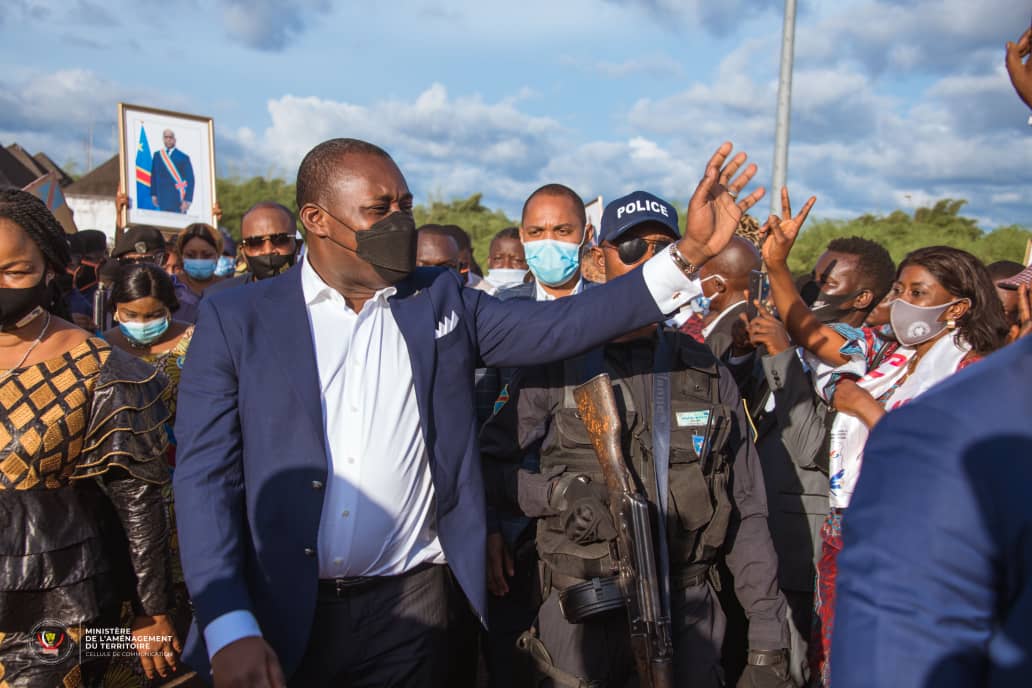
[216,177,298,240]
[210,180,1030,273]
[788,199,1031,273]
[412,193,515,268]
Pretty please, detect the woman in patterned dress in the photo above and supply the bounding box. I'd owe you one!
[101,264,196,687]
[0,190,178,687]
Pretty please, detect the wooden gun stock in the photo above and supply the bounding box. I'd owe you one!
[574,373,675,688]
[573,372,633,495]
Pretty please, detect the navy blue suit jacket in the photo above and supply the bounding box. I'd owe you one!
[173,263,665,677]
[150,148,194,212]
[832,336,1032,687]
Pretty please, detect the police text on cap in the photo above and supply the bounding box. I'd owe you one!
[617,199,669,219]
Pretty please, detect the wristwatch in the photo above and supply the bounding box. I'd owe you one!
[667,244,700,280]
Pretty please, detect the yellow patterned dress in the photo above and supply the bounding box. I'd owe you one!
[0,337,172,688]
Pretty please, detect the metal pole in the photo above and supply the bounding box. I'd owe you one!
[770,0,797,215]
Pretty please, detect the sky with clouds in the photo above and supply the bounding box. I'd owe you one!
[1,0,1029,226]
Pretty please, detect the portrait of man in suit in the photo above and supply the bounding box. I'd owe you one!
[151,129,195,213]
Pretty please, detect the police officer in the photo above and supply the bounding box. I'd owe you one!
[481,191,793,688]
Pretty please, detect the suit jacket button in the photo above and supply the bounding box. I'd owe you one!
[311,480,324,490]
[304,547,316,557]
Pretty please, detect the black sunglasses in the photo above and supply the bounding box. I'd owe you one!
[609,238,673,265]
[241,233,294,249]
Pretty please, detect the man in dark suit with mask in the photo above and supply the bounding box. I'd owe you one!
[173,137,767,688]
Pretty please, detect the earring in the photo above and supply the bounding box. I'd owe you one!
[947,318,956,330]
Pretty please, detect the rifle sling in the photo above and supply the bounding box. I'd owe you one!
[652,328,673,616]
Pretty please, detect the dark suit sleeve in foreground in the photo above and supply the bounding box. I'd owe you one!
[468,259,671,370]
[172,298,253,631]
[830,398,1000,687]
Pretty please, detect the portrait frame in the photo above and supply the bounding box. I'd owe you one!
[117,103,217,237]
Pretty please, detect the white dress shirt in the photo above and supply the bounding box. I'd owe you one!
[203,248,699,658]
[534,277,584,302]
[300,256,446,578]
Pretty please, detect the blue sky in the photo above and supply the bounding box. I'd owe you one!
[2,0,1030,227]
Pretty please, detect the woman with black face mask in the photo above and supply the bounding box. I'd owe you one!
[0,190,180,686]
[762,192,1010,687]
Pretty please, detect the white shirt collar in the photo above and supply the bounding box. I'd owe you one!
[701,298,747,338]
[534,277,584,302]
[301,255,396,309]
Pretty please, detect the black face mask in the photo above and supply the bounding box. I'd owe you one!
[245,252,295,281]
[0,276,49,332]
[317,209,417,284]
[810,289,864,323]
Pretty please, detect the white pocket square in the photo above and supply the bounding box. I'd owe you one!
[435,311,460,339]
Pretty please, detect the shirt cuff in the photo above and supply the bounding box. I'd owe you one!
[641,249,703,315]
[204,610,263,661]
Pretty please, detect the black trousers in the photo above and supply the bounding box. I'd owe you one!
[289,564,477,688]
[537,579,726,688]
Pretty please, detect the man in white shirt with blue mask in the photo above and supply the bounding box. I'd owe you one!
[518,184,591,301]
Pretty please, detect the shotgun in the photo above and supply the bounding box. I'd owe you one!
[573,373,674,688]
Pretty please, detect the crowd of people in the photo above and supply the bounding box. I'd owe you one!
[0,27,1030,688]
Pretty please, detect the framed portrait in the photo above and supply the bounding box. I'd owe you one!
[584,195,603,247]
[118,103,217,233]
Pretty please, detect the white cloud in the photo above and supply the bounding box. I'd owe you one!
[0,68,191,170]
[602,0,782,34]
[220,84,565,206]
[798,0,1026,75]
[218,0,332,51]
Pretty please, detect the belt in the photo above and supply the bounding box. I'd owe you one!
[317,561,436,597]
[671,566,711,590]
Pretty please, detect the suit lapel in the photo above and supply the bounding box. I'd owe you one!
[258,266,326,454]
[389,274,440,452]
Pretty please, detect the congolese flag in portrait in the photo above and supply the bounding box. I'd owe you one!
[135,125,157,210]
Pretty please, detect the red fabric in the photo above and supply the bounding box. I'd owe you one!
[678,313,706,343]
[810,512,843,687]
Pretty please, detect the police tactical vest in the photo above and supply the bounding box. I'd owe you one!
[536,330,735,584]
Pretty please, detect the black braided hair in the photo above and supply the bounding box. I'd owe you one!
[0,189,72,318]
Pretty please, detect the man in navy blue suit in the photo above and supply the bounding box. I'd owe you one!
[173,137,767,688]
[150,129,195,213]
[830,335,1032,687]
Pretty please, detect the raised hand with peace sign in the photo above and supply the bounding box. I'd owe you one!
[761,187,817,268]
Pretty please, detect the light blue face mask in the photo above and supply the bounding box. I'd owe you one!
[183,258,217,280]
[118,316,170,345]
[214,255,236,277]
[523,239,582,287]
[688,294,712,317]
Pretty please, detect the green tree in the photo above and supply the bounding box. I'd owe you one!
[788,199,1031,273]
[413,193,515,267]
[216,177,298,239]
